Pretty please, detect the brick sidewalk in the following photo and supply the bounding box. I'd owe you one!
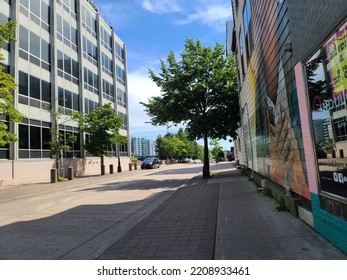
[97,175,220,260]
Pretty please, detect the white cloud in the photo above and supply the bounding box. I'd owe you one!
[176,4,232,32]
[127,67,164,136]
[140,0,182,14]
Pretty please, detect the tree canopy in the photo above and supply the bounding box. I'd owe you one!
[155,128,203,161]
[0,21,25,147]
[142,38,239,176]
[74,103,125,174]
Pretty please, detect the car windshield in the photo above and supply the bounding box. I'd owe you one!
[143,158,154,163]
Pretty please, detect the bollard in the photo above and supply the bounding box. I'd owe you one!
[110,164,114,174]
[129,163,132,171]
[51,168,57,183]
[134,162,137,170]
[340,149,344,158]
[67,167,74,180]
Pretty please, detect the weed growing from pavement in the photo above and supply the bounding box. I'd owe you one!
[263,187,274,198]
[58,176,65,182]
[276,197,288,212]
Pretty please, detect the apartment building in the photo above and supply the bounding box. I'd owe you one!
[229,0,347,253]
[131,137,156,157]
[0,0,130,185]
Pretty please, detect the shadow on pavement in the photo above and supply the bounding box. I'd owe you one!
[0,189,175,260]
[75,177,189,192]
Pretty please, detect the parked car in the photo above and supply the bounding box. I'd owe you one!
[192,159,202,164]
[181,158,191,163]
[141,157,160,169]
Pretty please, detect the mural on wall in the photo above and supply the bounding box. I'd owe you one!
[249,0,309,197]
[307,19,347,199]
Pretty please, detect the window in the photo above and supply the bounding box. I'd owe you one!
[18,71,51,104]
[41,80,51,102]
[102,53,113,76]
[0,115,10,159]
[115,42,124,62]
[60,0,76,14]
[30,75,40,99]
[83,36,98,64]
[19,26,28,51]
[102,79,114,101]
[18,25,51,68]
[306,20,347,200]
[30,32,40,58]
[84,67,99,94]
[57,15,78,49]
[82,6,97,37]
[19,0,51,30]
[41,40,50,63]
[30,0,40,18]
[101,27,112,51]
[117,88,126,108]
[243,0,252,58]
[239,30,245,77]
[58,87,79,113]
[18,120,51,159]
[84,98,99,114]
[118,112,127,130]
[41,1,50,25]
[57,51,79,83]
[116,65,125,85]
[19,71,28,96]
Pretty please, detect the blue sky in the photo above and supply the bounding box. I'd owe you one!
[94,0,234,150]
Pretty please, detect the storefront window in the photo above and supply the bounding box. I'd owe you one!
[306,20,347,199]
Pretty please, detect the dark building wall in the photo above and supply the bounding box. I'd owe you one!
[287,0,347,63]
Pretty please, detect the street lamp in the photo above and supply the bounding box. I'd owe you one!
[241,102,254,179]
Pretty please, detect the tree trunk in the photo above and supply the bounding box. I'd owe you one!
[203,132,210,177]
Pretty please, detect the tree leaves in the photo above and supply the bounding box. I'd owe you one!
[142,38,240,141]
[0,21,25,147]
[74,104,123,158]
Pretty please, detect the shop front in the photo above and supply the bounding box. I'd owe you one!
[297,18,347,254]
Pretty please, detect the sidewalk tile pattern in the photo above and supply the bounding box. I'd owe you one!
[97,177,219,260]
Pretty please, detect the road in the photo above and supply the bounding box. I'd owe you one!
[0,162,207,260]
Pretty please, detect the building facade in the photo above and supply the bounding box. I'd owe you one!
[131,137,156,157]
[0,0,130,185]
[229,0,347,253]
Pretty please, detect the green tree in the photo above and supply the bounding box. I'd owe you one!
[156,133,186,161]
[210,139,224,163]
[74,103,124,175]
[0,21,25,147]
[142,38,239,176]
[155,129,204,162]
[47,105,76,176]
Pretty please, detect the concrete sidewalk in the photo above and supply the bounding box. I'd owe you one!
[214,168,346,259]
[98,166,346,260]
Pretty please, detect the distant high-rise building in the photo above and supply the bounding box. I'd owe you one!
[131,137,156,156]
